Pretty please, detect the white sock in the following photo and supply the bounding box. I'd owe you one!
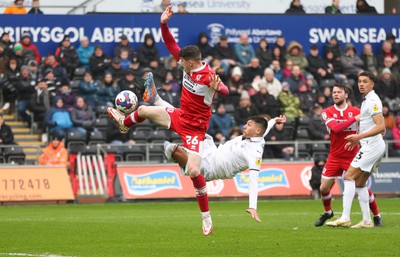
[341,180,355,221]
[154,96,173,108]
[201,211,211,220]
[357,186,371,222]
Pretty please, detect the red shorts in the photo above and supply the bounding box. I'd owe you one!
[322,157,352,179]
[165,107,205,154]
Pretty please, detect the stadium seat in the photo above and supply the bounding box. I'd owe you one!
[124,145,145,162]
[170,132,182,143]
[224,103,235,114]
[103,145,124,162]
[73,67,86,80]
[297,143,310,159]
[88,130,106,145]
[311,143,329,159]
[298,117,310,129]
[94,118,109,135]
[148,144,166,163]
[320,79,336,88]
[66,131,86,154]
[95,105,109,118]
[81,144,98,155]
[70,80,80,93]
[150,129,170,143]
[3,146,26,164]
[130,130,150,143]
[296,128,311,140]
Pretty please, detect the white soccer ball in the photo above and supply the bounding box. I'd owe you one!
[115,90,138,114]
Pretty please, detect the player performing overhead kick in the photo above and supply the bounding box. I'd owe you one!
[164,115,287,223]
[107,5,229,235]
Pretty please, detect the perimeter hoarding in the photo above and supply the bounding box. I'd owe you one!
[117,163,341,199]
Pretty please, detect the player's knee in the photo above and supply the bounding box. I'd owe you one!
[320,185,330,194]
[188,167,201,178]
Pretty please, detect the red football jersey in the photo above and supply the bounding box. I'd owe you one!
[321,104,360,159]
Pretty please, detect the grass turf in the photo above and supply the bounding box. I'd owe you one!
[0,198,399,257]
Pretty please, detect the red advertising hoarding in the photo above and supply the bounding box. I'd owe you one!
[117,163,341,199]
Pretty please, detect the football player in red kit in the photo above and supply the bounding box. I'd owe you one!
[314,83,382,227]
[107,5,228,235]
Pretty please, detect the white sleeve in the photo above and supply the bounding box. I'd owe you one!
[248,169,259,210]
[263,119,276,137]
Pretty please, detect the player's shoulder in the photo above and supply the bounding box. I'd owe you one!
[347,105,360,113]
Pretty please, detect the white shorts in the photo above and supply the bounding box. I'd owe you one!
[350,142,385,173]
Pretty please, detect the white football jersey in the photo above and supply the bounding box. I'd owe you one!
[359,90,384,147]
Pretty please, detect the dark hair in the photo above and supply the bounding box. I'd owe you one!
[179,45,201,61]
[248,115,269,135]
[333,82,352,95]
[358,70,376,83]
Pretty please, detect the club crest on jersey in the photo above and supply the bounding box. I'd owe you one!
[196,74,202,81]
[348,112,353,117]
[333,113,338,118]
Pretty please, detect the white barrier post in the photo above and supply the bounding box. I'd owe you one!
[92,155,104,195]
[86,155,97,194]
[77,153,84,195]
[81,155,90,195]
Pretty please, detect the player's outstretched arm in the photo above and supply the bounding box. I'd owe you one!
[209,73,229,96]
[160,5,174,24]
[246,208,261,223]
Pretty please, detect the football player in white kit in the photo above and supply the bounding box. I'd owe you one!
[164,115,287,223]
[327,71,386,228]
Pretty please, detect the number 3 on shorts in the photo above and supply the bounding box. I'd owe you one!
[356,151,364,160]
[186,136,199,145]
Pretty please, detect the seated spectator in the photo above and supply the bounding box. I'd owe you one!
[316,92,329,109]
[255,38,271,70]
[138,33,160,68]
[325,0,342,14]
[383,103,396,130]
[341,43,364,80]
[285,41,308,74]
[0,43,9,76]
[261,67,282,99]
[285,0,305,14]
[119,69,144,104]
[225,66,244,106]
[119,49,131,70]
[12,43,24,67]
[16,65,36,127]
[4,0,26,14]
[234,34,255,66]
[29,79,50,141]
[106,118,135,145]
[20,32,40,65]
[44,97,74,138]
[243,57,263,84]
[252,81,280,118]
[129,55,143,77]
[356,0,378,14]
[210,58,228,83]
[2,58,20,111]
[386,33,399,56]
[283,64,306,94]
[376,68,400,113]
[325,50,345,81]
[307,44,334,84]
[361,43,378,77]
[378,56,400,82]
[148,59,166,86]
[113,34,135,60]
[324,36,343,61]
[164,71,181,94]
[56,81,76,112]
[109,57,125,80]
[27,60,40,81]
[98,72,119,107]
[308,103,329,140]
[196,32,213,64]
[158,80,180,107]
[43,69,61,95]
[39,132,68,166]
[78,71,100,108]
[164,56,183,86]
[309,156,326,200]
[392,117,400,156]
[28,0,43,14]
[283,59,294,78]
[297,81,314,115]
[321,86,334,106]
[77,36,94,69]
[264,122,294,159]
[278,81,304,119]
[70,96,96,138]
[274,35,287,57]
[269,46,286,69]
[55,35,79,80]
[0,114,15,145]
[213,34,237,75]
[208,102,234,141]
[89,45,111,80]
[42,54,68,82]
[270,59,284,82]
[1,32,15,57]
[234,90,259,127]
[377,41,398,70]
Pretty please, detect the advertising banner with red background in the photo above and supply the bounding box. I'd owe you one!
[118,163,341,199]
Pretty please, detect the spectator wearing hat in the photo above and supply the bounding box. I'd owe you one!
[78,71,100,108]
[278,81,304,120]
[55,34,79,80]
[213,34,237,75]
[138,33,160,68]
[28,0,43,14]
[382,103,396,130]
[285,0,306,14]
[4,0,26,14]
[16,65,36,127]
[20,32,41,64]
[325,0,342,14]
[109,57,125,80]
[196,32,213,64]
[119,69,144,105]
[71,96,96,139]
[77,36,94,69]
[356,0,377,14]
[27,60,40,80]
[2,58,20,111]
[0,114,15,145]
[42,54,68,82]
[1,32,15,57]
[260,67,282,99]
[234,34,255,66]
[30,79,50,141]
[361,43,378,77]
[208,102,234,143]
[225,66,244,107]
[12,43,24,67]
[286,41,308,74]
[89,45,111,80]
[113,35,135,60]
[56,81,76,112]
[309,156,326,199]
[308,103,330,140]
[234,90,259,127]
[340,43,364,80]
[377,40,398,70]
[97,71,119,107]
[0,43,9,76]
[252,80,280,118]
[376,68,400,112]
[129,54,143,77]
[39,132,68,166]
[307,44,334,84]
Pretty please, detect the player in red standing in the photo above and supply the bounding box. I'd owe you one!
[314,83,382,227]
[107,5,229,235]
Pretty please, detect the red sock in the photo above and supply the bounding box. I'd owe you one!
[368,189,380,216]
[321,191,332,212]
[124,110,145,127]
[191,174,209,212]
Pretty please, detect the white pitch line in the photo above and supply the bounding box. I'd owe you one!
[0,253,76,257]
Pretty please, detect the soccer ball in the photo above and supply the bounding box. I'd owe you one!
[115,90,138,114]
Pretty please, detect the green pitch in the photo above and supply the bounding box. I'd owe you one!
[0,198,399,257]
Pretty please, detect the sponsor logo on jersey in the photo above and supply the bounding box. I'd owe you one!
[124,170,181,195]
[233,169,289,193]
[322,112,327,120]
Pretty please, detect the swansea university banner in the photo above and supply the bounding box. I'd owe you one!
[117,163,341,199]
[0,14,399,58]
